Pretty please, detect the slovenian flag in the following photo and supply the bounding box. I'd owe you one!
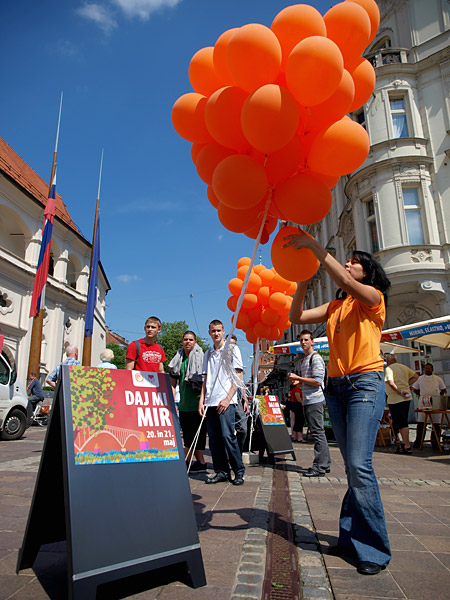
[84,217,100,337]
[29,175,56,318]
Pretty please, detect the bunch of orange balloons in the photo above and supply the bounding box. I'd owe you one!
[227,257,298,344]
[172,0,379,244]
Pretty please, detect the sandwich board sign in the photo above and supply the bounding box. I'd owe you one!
[17,366,206,599]
[256,394,295,462]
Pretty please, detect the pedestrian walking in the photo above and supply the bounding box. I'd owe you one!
[46,345,81,388]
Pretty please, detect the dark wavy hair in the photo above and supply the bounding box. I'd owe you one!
[336,250,391,303]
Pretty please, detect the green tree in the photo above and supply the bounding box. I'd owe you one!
[158,321,209,371]
[106,343,126,369]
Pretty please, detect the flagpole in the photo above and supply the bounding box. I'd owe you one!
[82,150,103,366]
[27,93,63,380]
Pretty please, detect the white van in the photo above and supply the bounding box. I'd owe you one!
[0,345,32,440]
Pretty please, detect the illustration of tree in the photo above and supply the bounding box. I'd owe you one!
[70,366,117,433]
[257,395,267,417]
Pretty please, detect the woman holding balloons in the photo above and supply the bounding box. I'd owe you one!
[285,229,391,576]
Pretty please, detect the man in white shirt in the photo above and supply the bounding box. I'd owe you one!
[412,363,447,449]
[385,354,418,454]
[199,320,245,485]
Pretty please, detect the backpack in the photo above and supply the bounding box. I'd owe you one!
[310,351,327,392]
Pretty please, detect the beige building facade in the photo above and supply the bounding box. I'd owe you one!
[283,0,450,388]
[0,137,110,384]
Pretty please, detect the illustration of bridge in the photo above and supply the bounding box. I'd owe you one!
[74,425,141,453]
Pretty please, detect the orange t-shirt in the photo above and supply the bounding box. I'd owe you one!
[326,290,385,377]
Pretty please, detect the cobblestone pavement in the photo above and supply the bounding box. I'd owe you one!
[1,426,449,599]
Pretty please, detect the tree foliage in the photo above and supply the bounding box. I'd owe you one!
[158,321,209,371]
[106,343,126,370]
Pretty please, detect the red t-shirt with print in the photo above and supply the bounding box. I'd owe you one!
[126,339,165,372]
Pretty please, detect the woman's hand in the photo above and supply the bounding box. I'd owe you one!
[282,229,316,251]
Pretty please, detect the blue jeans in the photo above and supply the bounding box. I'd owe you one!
[206,404,245,478]
[326,372,391,566]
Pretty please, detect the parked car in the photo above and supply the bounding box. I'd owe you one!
[0,345,32,440]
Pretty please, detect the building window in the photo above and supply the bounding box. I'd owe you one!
[355,109,366,130]
[48,253,54,277]
[390,95,410,138]
[403,188,425,244]
[365,199,379,253]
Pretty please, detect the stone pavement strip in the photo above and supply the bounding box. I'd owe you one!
[1,427,449,599]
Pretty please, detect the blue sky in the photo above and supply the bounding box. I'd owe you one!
[1,0,333,374]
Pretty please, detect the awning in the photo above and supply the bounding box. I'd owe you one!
[381,316,450,349]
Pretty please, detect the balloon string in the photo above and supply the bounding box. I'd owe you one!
[247,337,261,454]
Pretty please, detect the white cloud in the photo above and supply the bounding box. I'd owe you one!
[75,3,117,33]
[112,0,182,20]
[116,274,141,283]
[217,234,223,241]
[55,39,78,57]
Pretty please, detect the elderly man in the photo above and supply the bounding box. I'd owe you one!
[46,345,81,388]
[384,354,418,454]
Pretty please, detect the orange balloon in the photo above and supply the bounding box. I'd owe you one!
[247,304,263,323]
[324,2,371,72]
[277,314,291,331]
[232,310,250,331]
[241,84,299,154]
[171,93,213,143]
[257,286,271,307]
[273,171,332,225]
[228,278,243,296]
[253,320,273,340]
[268,292,287,313]
[246,272,262,294]
[242,293,258,310]
[305,69,355,133]
[191,142,207,164]
[306,168,340,189]
[237,265,250,281]
[271,226,320,282]
[270,326,282,341]
[271,4,326,68]
[217,202,261,234]
[207,185,220,208]
[286,36,344,107]
[212,154,268,209]
[205,86,250,151]
[279,295,293,315]
[226,24,282,92]
[261,307,280,326]
[348,58,376,112]
[287,281,298,295]
[346,0,380,43]
[271,273,292,293]
[307,118,370,176]
[237,257,252,269]
[259,268,275,288]
[254,264,266,275]
[244,213,277,244]
[189,47,222,97]
[246,328,258,344]
[227,295,238,312]
[213,28,239,86]
[196,143,233,184]
[265,135,305,185]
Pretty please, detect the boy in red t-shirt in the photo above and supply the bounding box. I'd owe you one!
[125,316,165,373]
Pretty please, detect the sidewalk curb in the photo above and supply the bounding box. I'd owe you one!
[288,471,333,600]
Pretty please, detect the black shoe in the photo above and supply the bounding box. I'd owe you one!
[413,441,421,449]
[190,461,208,473]
[357,561,384,575]
[304,468,327,477]
[205,473,229,484]
[232,475,245,486]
